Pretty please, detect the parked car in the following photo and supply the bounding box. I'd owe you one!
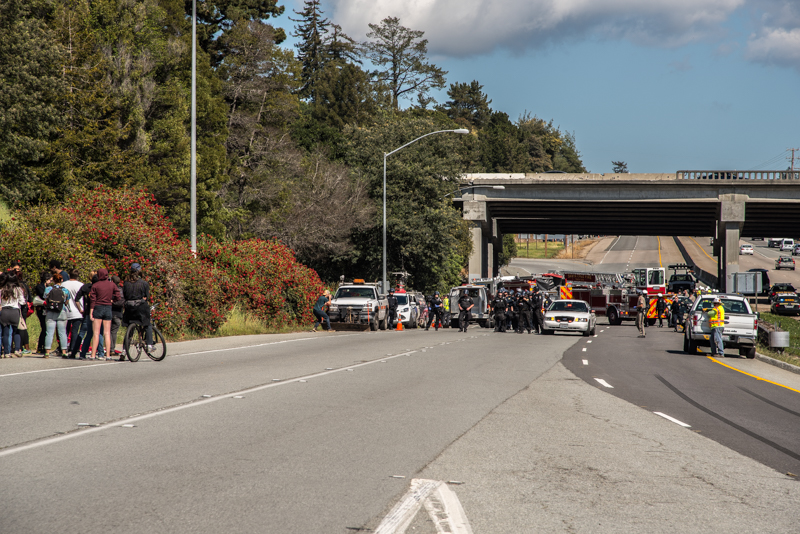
[394,293,421,328]
[775,256,796,271]
[771,294,800,316]
[768,283,797,302]
[684,294,757,358]
[542,299,597,337]
[739,243,754,255]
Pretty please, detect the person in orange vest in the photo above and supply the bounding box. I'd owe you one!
[707,298,726,356]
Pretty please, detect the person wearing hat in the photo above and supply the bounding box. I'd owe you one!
[655,293,667,328]
[491,291,507,333]
[386,288,399,330]
[426,290,443,331]
[531,286,544,334]
[122,262,154,354]
[706,297,726,356]
[636,290,647,337]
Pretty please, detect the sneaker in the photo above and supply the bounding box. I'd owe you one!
[147,345,156,353]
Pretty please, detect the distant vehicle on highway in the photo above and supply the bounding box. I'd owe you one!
[794,244,800,256]
[751,237,764,241]
[542,299,597,337]
[775,256,796,271]
[739,244,754,255]
[767,238,783,248]
[768,283,797,302]
[780,239,795,251]
[771,294,800,316]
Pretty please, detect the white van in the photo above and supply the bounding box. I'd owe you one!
[780,238,795,251]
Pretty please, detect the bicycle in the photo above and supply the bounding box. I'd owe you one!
[123,305,167,362]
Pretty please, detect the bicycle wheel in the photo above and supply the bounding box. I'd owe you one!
[146,327,167,361]
[124,325,144,362]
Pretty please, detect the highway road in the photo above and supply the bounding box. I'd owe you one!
[2,236,800,533]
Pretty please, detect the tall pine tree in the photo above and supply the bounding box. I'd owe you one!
[290,0,329,102]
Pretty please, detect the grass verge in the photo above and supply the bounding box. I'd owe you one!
[514,240,565,259]
[757,312,800,367]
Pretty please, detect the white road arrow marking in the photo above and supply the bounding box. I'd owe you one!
[375,479,474,534]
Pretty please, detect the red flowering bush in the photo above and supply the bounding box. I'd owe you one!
[0,186,322,337]
[198,237,324,328]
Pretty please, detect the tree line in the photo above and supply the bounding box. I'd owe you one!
[0,0,586,292]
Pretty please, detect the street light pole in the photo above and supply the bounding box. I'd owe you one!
[382,128,469,294]
[190,0,197,253]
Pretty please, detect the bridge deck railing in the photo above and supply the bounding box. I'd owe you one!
[677,170,800,180]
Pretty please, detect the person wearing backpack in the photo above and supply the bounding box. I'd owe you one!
[43,272,72,359]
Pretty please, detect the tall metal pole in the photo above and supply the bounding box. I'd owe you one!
[382,153,387,294]
[190,0,197,253]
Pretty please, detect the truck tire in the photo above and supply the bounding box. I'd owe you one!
[740,346,756,359]
[647,318,656,327]
[684,332,697,354]
[478,319,487,328]
[607,307,622,326]
[370,317,378,331]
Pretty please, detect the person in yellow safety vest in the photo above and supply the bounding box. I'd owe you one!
[707,298,726,356]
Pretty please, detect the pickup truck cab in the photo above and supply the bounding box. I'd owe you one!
[328,283,389,331]
[683,294,757,358]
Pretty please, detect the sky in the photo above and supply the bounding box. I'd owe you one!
[272,0,800,174]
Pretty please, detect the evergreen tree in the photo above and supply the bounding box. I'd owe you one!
[290,0,329,101]
[442,81,492,131]
[0,0,64,205]
[612,161,628,173]
[363,17,447,110]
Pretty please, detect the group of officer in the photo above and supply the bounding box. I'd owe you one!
[490,287,551,334]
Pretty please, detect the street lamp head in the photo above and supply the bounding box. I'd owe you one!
[453,128,470,135]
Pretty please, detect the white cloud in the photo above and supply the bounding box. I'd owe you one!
[744,1,800,70]
[327,0,746,57]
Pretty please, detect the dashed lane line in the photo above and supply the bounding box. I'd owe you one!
[594,378,614,388]
[654,412,691,428]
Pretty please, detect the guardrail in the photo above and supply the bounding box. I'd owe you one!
[677,170,800,180]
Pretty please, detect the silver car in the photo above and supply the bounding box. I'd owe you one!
[542,299,597,337]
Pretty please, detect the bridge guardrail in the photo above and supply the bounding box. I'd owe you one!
[678,170,800,180]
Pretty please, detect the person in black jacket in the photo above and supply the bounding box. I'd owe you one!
[386,288,398,330]
[655,293,667,327]
[33,270,52,354]
[531,287,545,334]
[518,292,533,334]
[122,263,153,349]
[426,291,443,331]
[457,290,474,332]
[491,293,507,332]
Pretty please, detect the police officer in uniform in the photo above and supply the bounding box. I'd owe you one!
[386,288,398,330]
[426,291,444,331]
[458,290,474,332]
[492,292,507,332]
[531,286,545,334]
[518,291,533,334]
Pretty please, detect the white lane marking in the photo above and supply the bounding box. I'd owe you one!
[594,378,614,388]
[0,335,360,379]
[582,360,589,365]
[582,348,587,352]
[654,412,691,428]
[599,236,621,265]
[593,335,598,338]
[375,479,473,534]
[586,340,592,344]
[0,350,419,458]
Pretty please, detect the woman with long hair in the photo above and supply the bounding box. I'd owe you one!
[0,273,26,357]
[43,273,72,359]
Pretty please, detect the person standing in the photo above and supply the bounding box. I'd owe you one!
[386,288,398,330]
[426,291,444,331]
[33,270,52,354]
[656,293,667,328]
[122,263,153,350]
[88,268,122,360]
[491,292,507,332]
[670,297,681,332]
[62,269,85,359]
[109,275,125,360]
[636,291,647,338]
[518,292,533,334]
[311,290,333,332]
[707,298,726,356]
[458,290,474,332]
[531,287,545,334]
[43,273,72,358]
[0,273,26,357]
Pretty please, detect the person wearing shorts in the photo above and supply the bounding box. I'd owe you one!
[88,269,122,360]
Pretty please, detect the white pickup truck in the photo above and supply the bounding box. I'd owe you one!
[683,294,757,358]
[327,283,389,331]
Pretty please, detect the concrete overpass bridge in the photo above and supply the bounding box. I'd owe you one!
[455,171,800,291]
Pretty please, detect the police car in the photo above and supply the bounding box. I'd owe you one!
[541,299,597,336]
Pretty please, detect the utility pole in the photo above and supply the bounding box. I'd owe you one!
[790,148,800,172]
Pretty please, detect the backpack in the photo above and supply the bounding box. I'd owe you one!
[45,287,66,313]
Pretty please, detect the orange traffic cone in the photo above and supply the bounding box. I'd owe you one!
[396,321,404,331]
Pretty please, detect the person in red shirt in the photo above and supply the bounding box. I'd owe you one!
[88,269,122,360]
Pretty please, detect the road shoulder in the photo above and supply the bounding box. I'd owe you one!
[417,362,799,533]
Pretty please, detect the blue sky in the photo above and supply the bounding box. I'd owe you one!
[273,1,799,174]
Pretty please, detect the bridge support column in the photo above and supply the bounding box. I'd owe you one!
[717,196,746,292]
[464,200,490,281]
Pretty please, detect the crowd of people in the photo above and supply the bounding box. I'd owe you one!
[0,260,153,360]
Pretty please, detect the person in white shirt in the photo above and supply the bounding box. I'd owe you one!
[62,269,85,359]
[0,273,27,357]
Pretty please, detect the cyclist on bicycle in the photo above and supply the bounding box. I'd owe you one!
[122,263,154,352]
